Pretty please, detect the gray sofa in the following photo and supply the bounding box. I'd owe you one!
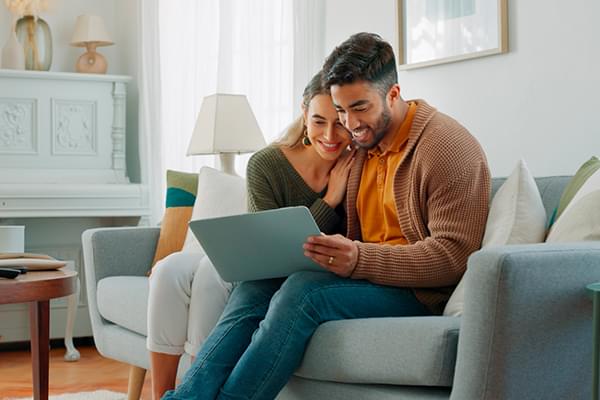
[81,176,599,400]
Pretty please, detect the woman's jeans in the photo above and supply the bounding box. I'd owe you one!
[162,270,430,400]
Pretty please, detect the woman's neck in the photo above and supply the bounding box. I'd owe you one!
[281,144,336,192]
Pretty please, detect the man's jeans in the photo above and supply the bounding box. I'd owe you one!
[162,271,430,400]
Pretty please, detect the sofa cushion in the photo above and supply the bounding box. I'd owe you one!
[182,166,247,253]
[547,165,600,242]
[97,276,149,336]
[152,170,199,267]
[294,316,460,387]
[444,159,546,316]
[554,156,600,222]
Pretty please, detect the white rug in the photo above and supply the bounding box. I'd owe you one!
[6,391,126,400]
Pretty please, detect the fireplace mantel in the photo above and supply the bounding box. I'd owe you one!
[0,70,149,218]
[0,69,148,343]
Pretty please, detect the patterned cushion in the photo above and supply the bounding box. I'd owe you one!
[151,170,198,266]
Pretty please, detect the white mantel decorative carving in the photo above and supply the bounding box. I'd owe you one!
[0,99,36,153]
[53,100,97,155]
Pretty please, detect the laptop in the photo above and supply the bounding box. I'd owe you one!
[188,206,324,282]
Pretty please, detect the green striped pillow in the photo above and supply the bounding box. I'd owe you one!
[151,170,199,267]
[554,156,600,223]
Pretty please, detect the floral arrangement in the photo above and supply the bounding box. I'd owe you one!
[4,0,49,17]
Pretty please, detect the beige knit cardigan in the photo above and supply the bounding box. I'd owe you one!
[346,100,491,314]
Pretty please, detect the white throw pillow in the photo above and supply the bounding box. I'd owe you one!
[546,168,600,242]
[181,167,247,253]
[443,159,547,317]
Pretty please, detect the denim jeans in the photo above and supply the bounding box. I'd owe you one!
[162,270,430,400]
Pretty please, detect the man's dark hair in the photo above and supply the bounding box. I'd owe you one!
[322,32,397,98]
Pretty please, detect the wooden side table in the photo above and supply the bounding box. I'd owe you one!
[0,269,77,400]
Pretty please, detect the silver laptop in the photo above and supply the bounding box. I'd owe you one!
[188,206,324,282]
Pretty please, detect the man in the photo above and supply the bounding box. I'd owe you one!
[164,32,489,400]
[305,32,491,314]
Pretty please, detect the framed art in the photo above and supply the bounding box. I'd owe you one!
[397,0,508,69]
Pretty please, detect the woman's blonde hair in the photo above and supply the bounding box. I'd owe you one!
[274,71,329,148]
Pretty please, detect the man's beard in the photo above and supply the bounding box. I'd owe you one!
[354,106,392,149]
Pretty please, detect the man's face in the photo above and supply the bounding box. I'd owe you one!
[330,81,392,149]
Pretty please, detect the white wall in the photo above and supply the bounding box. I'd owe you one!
[324,0,600,177]
[1,1,118,73]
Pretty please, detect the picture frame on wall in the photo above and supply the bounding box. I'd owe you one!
[397,0,508,70]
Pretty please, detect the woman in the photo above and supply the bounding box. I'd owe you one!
[147,71,353,399]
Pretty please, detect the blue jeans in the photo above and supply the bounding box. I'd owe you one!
[162,271,430,400]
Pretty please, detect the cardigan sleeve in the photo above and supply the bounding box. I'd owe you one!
[351,158,490,288]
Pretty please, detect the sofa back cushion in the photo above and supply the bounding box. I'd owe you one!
[491,176,570,227]
[444,160,547,316]
[181,167,247,253]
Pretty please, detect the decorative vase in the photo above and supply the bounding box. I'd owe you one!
[15,15,53,71]
[1,23,26,70]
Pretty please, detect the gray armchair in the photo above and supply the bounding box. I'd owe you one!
[82,176,599,400]
[82,227,192,399]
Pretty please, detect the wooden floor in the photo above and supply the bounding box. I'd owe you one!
[0,343,152,399]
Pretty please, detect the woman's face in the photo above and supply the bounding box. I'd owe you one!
[304,94,351,161]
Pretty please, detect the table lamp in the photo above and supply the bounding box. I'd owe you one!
[70,15,113,74]
[187,94,266,175]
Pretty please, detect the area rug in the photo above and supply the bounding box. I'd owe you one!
[6,390,126,400]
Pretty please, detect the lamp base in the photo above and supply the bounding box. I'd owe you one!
[219,153,238,176]
[75,43,107,74]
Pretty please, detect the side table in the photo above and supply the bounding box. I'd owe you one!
[587,282,600,400]
[0,269,77,400]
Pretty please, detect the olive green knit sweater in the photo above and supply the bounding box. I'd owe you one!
[246,145,344,234]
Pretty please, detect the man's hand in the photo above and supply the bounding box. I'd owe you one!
[303,234,359,277]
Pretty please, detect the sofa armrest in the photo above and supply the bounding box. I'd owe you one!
[81,226,159,363]
[82,226,160,282]
[451,242,600,400]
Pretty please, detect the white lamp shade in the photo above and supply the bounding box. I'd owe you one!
[187,94,266,155]
[71,15,114,47]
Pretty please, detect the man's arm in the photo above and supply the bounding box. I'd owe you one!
[305,159,490,287]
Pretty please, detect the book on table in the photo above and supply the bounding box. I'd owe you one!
[0,253,67,270]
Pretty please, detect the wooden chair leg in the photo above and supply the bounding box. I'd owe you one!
[127,365,146,400]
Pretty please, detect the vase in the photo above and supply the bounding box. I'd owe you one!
[15,15,53,71]
[1,23,26,70]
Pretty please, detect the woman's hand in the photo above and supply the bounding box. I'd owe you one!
[323,148,355,208]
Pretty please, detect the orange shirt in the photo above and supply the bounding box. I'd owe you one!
[356,102,417,245]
